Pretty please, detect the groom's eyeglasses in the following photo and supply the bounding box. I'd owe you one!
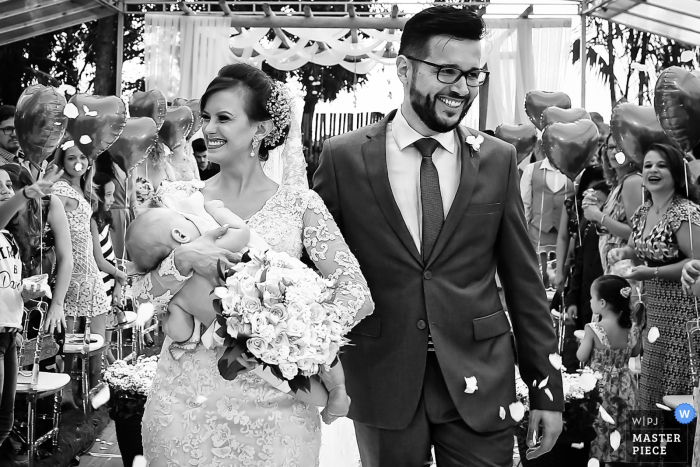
[404,56,490,86]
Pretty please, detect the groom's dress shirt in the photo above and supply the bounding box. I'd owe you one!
[386,109,462,253]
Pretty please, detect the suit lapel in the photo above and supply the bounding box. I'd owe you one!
[362,111,423,265]
[425,126,481,269]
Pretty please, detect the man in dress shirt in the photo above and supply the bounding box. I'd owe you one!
[520,158,573,287]
[314,6,563,467]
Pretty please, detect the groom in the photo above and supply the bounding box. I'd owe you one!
[314,6,563,466]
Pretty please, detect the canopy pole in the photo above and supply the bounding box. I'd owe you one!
[116,9,124,96]
[580,8,586,108]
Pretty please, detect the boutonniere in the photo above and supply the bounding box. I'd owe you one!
[465,134,484,154]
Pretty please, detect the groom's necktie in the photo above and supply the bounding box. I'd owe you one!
[415,138,443,263]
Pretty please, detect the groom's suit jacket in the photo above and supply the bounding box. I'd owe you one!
[313,111,564,431]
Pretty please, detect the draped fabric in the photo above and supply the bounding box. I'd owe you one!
[143,14,572,129]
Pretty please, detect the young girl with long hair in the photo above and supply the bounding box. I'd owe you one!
[578,275,641,464]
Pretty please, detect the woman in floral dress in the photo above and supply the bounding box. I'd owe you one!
[52,143,110,400]
[610,143,700,410]
[132,63,373,466]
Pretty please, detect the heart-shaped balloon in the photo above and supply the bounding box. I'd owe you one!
[541,107,590,128]
[525,91,571,130]
[654,66,700,152]
[159,106,193,150]
[185,99,202,137]
[494,123,537,164]
[109,117,158,174]
[65,94,126,161]
[129,90,167,131]
[172,98,188,107]
[542,120,599,180]
[15,85,68,166]
[611,103,675,168]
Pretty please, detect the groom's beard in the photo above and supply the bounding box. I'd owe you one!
[409,81,473,133]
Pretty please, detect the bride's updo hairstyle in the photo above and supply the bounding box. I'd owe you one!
[201,63,292,162]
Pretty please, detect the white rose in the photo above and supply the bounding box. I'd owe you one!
[286,319,306,337]
[279,363,298,380]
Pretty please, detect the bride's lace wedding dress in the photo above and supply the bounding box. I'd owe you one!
[132,180,371,467]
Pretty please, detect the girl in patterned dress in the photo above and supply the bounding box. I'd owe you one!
[577,275,640,463]
[609,143,700,410]
[90,171,127,365]
[51,142,111,402]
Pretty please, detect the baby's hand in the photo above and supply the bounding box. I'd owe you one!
[204,200,226,211]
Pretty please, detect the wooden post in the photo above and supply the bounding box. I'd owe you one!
[116,9,124,96]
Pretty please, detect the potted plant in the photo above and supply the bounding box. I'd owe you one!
[103,356,158,467]
[514,367,601,467]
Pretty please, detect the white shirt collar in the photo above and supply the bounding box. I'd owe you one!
[392,108,456,154]
[539,158,559,172]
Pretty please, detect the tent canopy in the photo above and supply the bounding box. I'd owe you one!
[0,0,115,47]
[584,0,700,46]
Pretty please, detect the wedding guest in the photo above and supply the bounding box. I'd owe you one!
[577,275,640,464]
[521,156,574,287]
[95,152,134,260]
[192,138,219,180]
[90,171,126,365]
[610,143,700,410]
[565,177,610,329]
[554,166,605,293]
[0,165,61,446]
[52,142,111,405]
[0,106,20,166]
[2,164,72,350]
[584,133,643,274]
[132,142,176,191]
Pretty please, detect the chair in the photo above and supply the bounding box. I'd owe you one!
[13,303,71,467]
[61,279,108,415]
[106,310,137,361]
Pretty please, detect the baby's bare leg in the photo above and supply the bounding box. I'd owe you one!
[164,302,195,343]
[319,360,350,418]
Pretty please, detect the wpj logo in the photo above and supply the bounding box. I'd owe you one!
[627,410,690,463]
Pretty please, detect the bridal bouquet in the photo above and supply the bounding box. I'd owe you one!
[211,249,348,392]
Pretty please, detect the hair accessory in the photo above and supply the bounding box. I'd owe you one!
[620,287,631,298]
[264,81,292,149]
[250,135,259,158]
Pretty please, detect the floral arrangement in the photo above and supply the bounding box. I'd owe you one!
[212,249,348,392]
[103,356,158,420]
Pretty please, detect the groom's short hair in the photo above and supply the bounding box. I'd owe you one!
[399,6,486,60]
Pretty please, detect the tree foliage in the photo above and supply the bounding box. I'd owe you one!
[572,18,694,107]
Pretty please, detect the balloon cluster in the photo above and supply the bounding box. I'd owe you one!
[494,90,598,181]
[14,86,203,174]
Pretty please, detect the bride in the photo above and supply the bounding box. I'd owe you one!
[131,63,373,466]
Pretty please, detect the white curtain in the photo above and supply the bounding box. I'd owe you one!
[482,19,572,130]
[145,14,236,101]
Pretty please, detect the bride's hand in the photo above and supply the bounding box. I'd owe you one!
[235,353,258,377]
[174,224,242,280]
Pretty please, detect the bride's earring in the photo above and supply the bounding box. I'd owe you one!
[250,136,259,158]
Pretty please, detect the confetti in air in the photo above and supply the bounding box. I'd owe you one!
[656,403,672,411]
[614,152,626,165]
[63,103,79,119]
[549,353,562,371]
[579,373,598,392]
[499,406,506,420]
[91,385,110,409]
[538,376,549,389]
[544,388,553,401]
[464,376,478,394]
[588,459,600,467]
[133,456,147,467]
[571,442,584,449]
[610,431,621,451]
[599,406,615,425]
[79,135,92,144]
[509,401,525,422]
[61,140,75,151]
[647,327,660,343]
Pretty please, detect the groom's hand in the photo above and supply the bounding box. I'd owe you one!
[525,409,563,460]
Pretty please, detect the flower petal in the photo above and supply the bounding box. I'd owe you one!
[610,430,621,451]
[648,326,660,344]
[509,401,525,422]
[79,135,92,144]
[63,103,79,119]
[133,456,147,467]
[656,403,672,411]
[571,442,584,449]
[533,379,537,387]
[588,459,600,467]
[579,373,598,392]
[538,376,549,389]
[213,287,231,299]
[544,388,553,402]
[549,353,562,371]
[499,406,506,420]
[464,376,478,394]
[599,405,615,425]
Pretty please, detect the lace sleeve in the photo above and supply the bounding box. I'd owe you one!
[131,249,193,317]
[281,101,308,189]
[301,190,374,332]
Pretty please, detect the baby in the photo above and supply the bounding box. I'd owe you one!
[126,198,350,419]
